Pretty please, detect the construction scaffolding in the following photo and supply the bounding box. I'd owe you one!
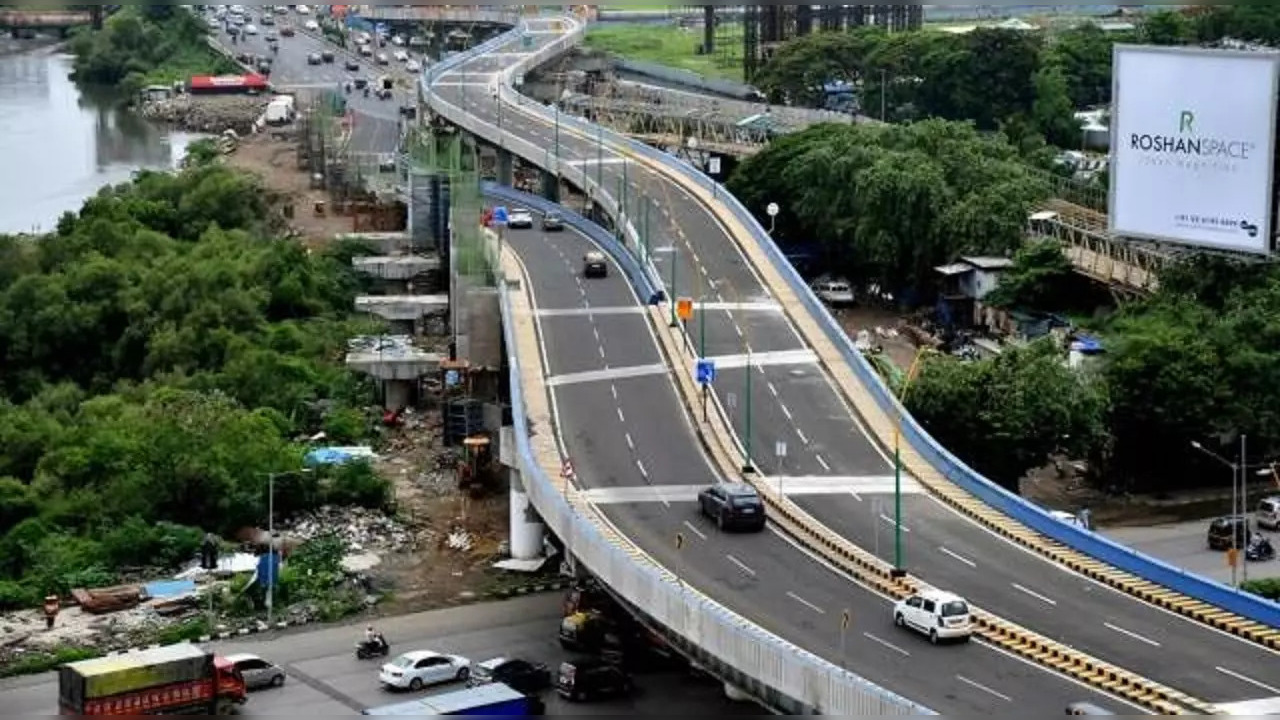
[709,4,924,81]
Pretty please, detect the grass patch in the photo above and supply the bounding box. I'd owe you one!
[584,22,744,83]
[0,646,101,679]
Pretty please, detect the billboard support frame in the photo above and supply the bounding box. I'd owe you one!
[1108,43,1280,256]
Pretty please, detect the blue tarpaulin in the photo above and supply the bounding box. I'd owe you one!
[1071,333,1105,354]
[305,446,376,466]
[143,579,197,600]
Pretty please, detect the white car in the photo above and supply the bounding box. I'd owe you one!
[304,19,319,31]
[393,49,409,62]
[295,4,310,14]
[507,208,534,229]
[379,651,472,691]
[243,23,258,35]
[892,589,972,644]
[405,59,421,73]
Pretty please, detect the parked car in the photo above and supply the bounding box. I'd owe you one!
[345,59,360,72]
[582,251,608,279]
[1258,496,1280,531]
[225,653,285,690]
[556,658,632,702]
[306,52,322,65]
[507,208,534,229]
[698,482,765,532]
[320,50,335,63]
[1207,515,1251,551]
[892,589,972,644]
[405,59,421,73]
[541,212,564,231]
[379,650,472,691]
[469,657,551,694]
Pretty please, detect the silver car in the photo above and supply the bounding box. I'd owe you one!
[226,653,286,690]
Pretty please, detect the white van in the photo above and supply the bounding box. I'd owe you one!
[1258,496,1280,530]
[813,278,855,306]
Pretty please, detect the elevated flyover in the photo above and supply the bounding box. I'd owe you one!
[424,11,1280,715]
[566,86,1165,295]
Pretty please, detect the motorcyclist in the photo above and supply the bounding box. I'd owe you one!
[364,625,378,645]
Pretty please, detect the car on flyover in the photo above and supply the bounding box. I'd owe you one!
[507,208,534,229]
[697,482,765,532]
[892,589,972,644]
[380,650,472,691]
[541,212,565,231]
[582,251,608,279]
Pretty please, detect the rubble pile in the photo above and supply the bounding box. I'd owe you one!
[140,95,269,134]
[285,505,413,553]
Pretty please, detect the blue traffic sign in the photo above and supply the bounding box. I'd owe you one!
[492,206,509,225]
[696,359,716,386]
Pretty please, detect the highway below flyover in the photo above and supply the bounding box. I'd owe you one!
[0,594,761,715]
[437,14,1280,709]
[204,8,412,163]
[495,198,1142,713]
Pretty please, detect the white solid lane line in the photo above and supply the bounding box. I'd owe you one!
[1216,666,1280,695]
[956,675,1013,703]
[634,459,648,479]
[725,554,756,577]
[939,547,977,568]
[681,520,707,541]
[786,591,825,614]
[795,427,809,444]
[816,454,830,471]
[862,632,910,657]
[1011,583,1057,607]
[879,514,909,533]
[1103,622,1161,648]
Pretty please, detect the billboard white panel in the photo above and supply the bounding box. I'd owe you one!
[1109,45,1280,254]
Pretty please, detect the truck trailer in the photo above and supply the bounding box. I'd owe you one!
[361,681,542,715]
[58,642,247,715]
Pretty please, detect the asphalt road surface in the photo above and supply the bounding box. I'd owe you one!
[0,594,770,716]
[442,16,1280,704]
[500,211,1142,714]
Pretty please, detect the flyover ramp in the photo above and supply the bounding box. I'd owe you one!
[493,195,1138,714]
[429,13,1280,710]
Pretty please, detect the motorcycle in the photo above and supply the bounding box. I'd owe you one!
[355,635,390,660]
[1246,535,1275,562]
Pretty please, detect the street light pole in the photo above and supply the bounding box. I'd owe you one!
[668,248,678,327]
[1241,434,1249,584]
[743,345,754,474]
[1192,437,1247,587]
[267,471,276,628]
[891,348,929,578]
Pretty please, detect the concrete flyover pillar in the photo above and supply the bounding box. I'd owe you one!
[540,169,560,204]
[383,379,414,411]
[497,149,514,187]
[508,470,546,561]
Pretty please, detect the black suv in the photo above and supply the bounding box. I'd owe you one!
[1207,515,1251,551]
[556,659,632,702]
[698,482,765,531]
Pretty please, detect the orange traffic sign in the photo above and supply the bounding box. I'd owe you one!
[676,297,693,321]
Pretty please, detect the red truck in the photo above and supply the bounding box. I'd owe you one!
[58,642,247,715]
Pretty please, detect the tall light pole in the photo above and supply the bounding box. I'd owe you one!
[891,348,930,578]
[1191,437,1248,587]
[264,469,312,627]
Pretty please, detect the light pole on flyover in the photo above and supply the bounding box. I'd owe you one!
[891,347,931,578]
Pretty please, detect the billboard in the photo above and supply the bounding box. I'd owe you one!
[1109,45,1280,254]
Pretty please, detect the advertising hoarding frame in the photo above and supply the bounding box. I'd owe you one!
[1108,43,1280,256]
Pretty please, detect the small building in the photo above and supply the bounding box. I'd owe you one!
[934,255,1015,330]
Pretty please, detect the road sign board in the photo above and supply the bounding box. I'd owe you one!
[766,202,780,217]
[775,441,788,459]
[676,297,693,321]
[257,551,280,589]
[696,359,716,386]
[492,206,509,225]
[708,157,721,175]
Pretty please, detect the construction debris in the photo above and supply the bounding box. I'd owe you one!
[445,530,474,553]
[140,95,270,134]
[284,505,413,553]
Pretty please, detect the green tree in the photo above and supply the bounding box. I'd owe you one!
[984,239,1076,310]
[1031,61,1083,149]
[905,339,1109,491]
[1139,9,1194,45]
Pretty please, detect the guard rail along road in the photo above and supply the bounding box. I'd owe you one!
[429,20,933,716]
[422,13,1280,640]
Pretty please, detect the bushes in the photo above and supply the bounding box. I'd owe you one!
[323,462,391,510]
[1241,578,1280,601]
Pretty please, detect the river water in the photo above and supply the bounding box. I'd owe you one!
[0,48,204,234]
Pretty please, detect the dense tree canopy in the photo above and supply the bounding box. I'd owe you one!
[0,154,388,609]
[69,5,234,94]
[727,120,1051,300]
